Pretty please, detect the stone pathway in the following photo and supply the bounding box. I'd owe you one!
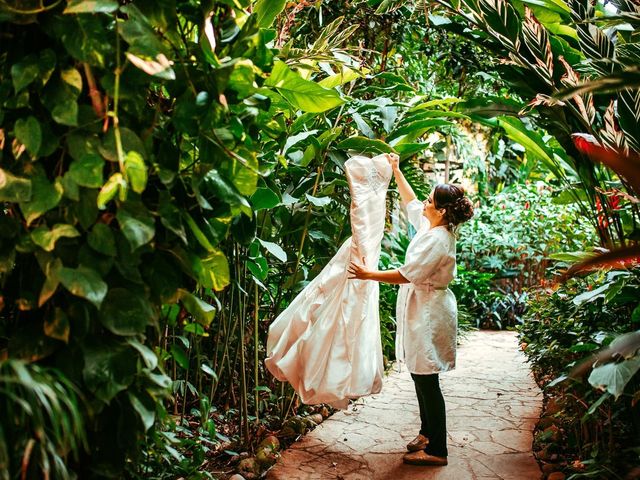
[266,331,542,480]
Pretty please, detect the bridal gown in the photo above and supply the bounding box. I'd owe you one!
[265,154,392,409]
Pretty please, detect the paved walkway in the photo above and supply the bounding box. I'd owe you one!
[267,331,542,480]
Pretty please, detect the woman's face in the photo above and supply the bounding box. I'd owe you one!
[422,188,444,225]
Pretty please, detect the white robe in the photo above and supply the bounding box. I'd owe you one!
[395,199,458,375]
[265,154,392,408]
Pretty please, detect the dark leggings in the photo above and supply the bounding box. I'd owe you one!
[411,372,448,457]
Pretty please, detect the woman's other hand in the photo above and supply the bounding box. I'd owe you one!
[385,153,400,172]
[348,257,371,280]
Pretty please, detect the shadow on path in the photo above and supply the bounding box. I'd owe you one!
[267,331,542,480]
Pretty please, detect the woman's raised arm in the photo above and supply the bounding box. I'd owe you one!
[386,153,417,206]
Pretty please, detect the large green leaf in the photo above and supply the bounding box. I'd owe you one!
[99,288,155,336]
[264,61,345,113]
[198,169,251,215]
[58,265,108,308]
[192,250,230,291]
[251,187,280,210]
[69,154,104,188]
[254,0,286,28]
[83,339,137,403]
[14,116,42,155]
[19,173,63,226]
[178,290,216,326]
[389,119,453,141]
[497,116,566,180]
[10,55,40,93]
[44,307,70,343]
[0,169,31,202]
[116,203,155,251]
[124,151,148,193]
[258,238,287,262]
[337,137,394,154]
[588,355,640,400]
[119,4,168,58]
[64,0,120,14]
[87,223,117,257]
[127,391,156,432]
[31,224,80,252]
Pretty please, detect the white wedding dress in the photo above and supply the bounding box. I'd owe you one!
[265,154,392,409]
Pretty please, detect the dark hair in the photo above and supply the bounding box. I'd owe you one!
[433,183,474,229]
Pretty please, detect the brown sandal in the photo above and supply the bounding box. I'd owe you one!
[406,434,429,452]
[403,450,448,466]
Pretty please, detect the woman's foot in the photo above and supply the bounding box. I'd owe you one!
[402,450,448,466]
[406,434,429,452]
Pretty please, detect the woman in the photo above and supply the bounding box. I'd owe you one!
[347,153,474,467]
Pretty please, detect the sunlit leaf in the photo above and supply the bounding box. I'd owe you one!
[264,61,344,113]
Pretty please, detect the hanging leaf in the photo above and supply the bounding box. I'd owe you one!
[64,0,120,14]
[337,136,394,154]
[11,55,40,93]
[178,289,216,326]
[169,343,189,369]
[124,151,148,193]
[31,224,80,252]
[126,338,158,370]
[82,339,137,403]
[264,61,345,113]
[255,0,286,28]
[191,249,230,291]
[258,238,287,262]
[305,194,332,207]
[99,288,155,336]
[14,116,42,156]
[69,154,104,188]
[19,173,63,226]
[251,187,280,210]
[58,265,108,308]
[38,257,62,307]
[588,356,640,400]
[127,391,156,432]
[116,203,155,251]
[0,169,31,202]
[44,307,70,343]
[97,173,126,209]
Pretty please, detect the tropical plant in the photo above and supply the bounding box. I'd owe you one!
[0,1,480,476]
[519,269,640,478]
[0,360,86,480]
[0,0,310,476]
[432,0,640,248]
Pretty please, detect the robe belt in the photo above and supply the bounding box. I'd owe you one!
[417,283,447,293]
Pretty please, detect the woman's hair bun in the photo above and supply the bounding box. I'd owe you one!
[433,184,474,228]
[448,196,474,225]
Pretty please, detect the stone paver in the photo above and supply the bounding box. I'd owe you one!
[267,331,542,480]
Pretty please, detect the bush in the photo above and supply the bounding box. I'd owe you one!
[456,184,594,328]
[518,269,640,478]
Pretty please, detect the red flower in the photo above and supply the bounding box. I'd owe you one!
[610,195,621,210]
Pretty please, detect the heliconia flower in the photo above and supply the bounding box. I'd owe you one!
[610,195,621,210]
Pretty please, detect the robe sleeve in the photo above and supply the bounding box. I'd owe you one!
[398,232,449,286]
[405,199,428,231]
